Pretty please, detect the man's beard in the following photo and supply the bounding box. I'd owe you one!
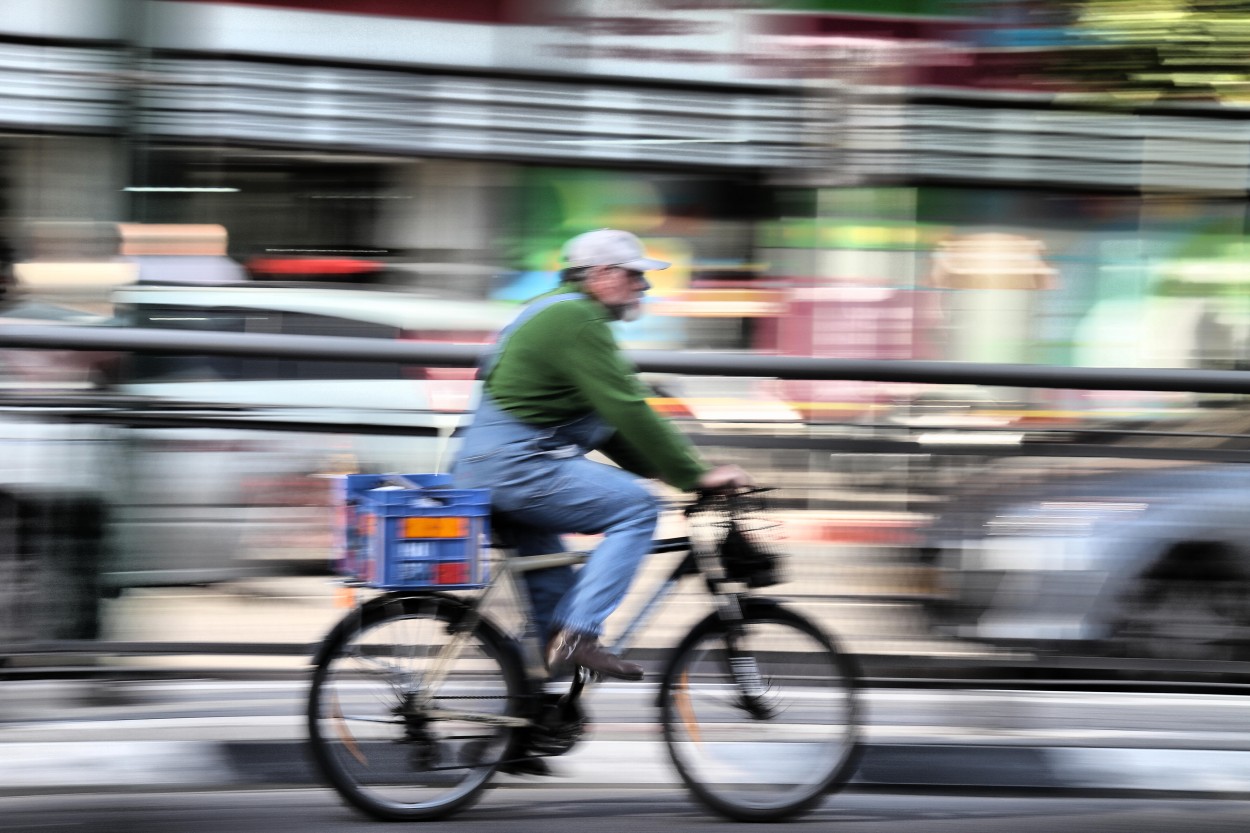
[610,301,643,322]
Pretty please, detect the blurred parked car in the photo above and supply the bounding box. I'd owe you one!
[920,408,1250,664]
[0,280,515,590]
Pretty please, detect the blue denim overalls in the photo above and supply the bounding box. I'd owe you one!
[452,293,659,640]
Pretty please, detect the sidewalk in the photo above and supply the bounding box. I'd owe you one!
[9,737,1250,796]
[29,510,953,677]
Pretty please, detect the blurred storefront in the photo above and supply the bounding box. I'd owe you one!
[0,1,820,252]
[2,0,1250,410]
[0,0,834,359]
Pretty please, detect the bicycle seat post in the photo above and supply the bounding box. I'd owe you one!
[499,552,552,682]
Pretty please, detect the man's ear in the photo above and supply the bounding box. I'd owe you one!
[581,265,610,297]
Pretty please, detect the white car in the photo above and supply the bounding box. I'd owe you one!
[3,282,516,588]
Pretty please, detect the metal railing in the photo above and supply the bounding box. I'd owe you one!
[5,322,1250,393]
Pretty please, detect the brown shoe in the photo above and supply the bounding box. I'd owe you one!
[545,629,643,681]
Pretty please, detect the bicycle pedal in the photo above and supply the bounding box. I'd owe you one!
[499,756,556,777]
[529,714,586,756]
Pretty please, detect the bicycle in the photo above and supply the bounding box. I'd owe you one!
[306,488,863,822]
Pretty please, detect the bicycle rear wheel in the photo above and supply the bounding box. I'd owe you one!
[658,599,862,822]
[307,593,527,821]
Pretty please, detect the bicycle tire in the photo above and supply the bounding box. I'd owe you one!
[658,599,862,822]
[307,592,527,821]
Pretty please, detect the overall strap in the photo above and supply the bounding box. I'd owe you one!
[479,292,584,380]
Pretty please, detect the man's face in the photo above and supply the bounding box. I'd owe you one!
[584,265,651,322]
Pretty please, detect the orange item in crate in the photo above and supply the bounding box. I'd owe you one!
[400,516,468,539]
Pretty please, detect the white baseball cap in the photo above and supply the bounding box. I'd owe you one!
[561,229,670,272]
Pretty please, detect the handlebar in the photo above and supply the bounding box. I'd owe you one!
[684,486,772,518]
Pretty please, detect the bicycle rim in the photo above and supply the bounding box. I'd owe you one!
[308,595,524,821]
[660,604,861,822]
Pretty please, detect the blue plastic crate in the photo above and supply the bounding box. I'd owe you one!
[335,473,491,590]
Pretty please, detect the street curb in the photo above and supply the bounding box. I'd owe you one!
[7,740,1250,797]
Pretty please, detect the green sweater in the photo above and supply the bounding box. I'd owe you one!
[484,282,709,491]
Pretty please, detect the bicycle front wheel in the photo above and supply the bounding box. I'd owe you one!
[658,599,862,822]
[307,593,527,821]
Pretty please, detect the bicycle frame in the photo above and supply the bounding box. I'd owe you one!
[600,537,710,654]
[394,534,690,715]
[395,525,763,730]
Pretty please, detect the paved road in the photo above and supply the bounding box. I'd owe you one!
[3,788,1250,833]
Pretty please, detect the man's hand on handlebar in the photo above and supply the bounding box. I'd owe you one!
[696,464,755,494]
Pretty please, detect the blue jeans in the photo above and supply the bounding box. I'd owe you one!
[451,395,659,640]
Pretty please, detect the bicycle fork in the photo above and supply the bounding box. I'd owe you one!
[713,592,775,720]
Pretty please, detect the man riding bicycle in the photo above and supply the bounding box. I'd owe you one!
[452,228,752,683]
